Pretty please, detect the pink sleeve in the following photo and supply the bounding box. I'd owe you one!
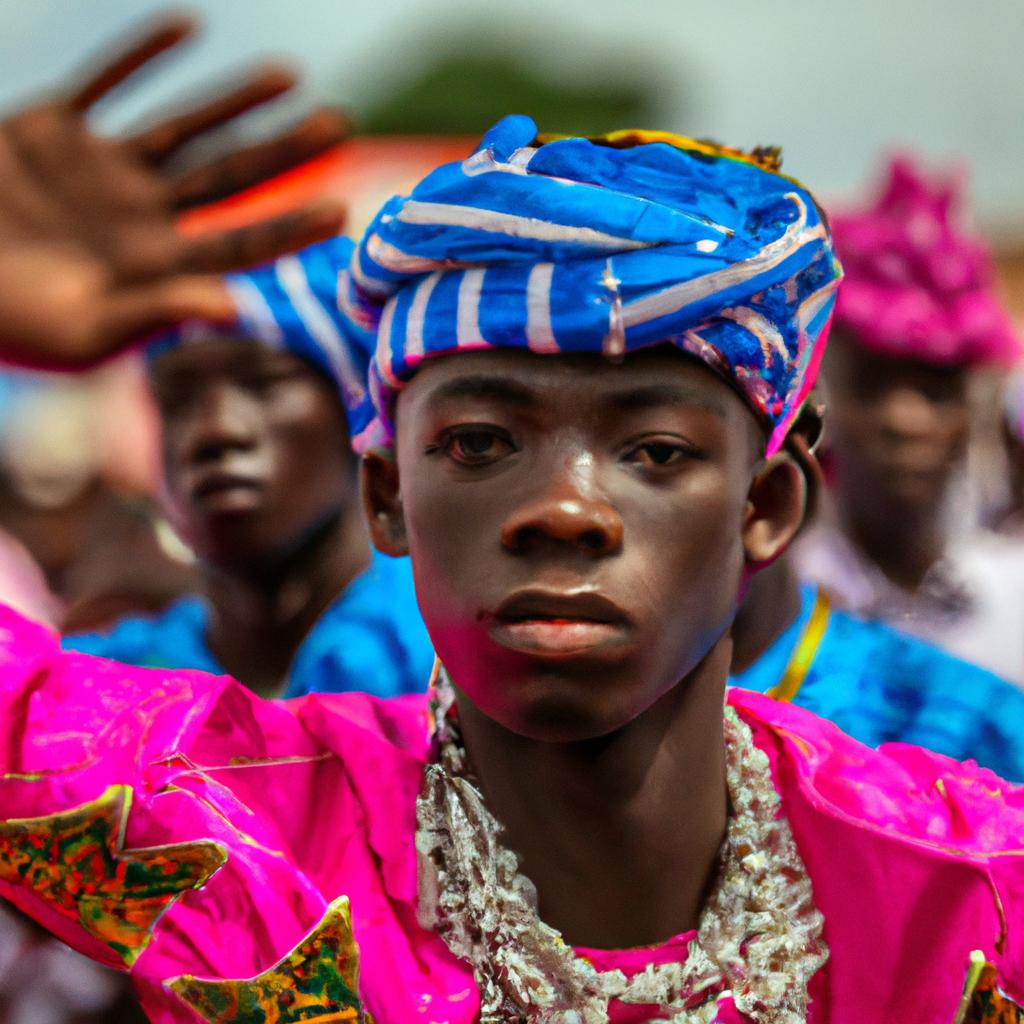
[0,605,352,1022]
[732,688,1024,1017]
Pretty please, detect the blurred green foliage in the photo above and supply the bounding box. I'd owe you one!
[355,42,667,137]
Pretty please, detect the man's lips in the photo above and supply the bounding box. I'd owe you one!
[488,589,633,658]
[871,460,950,494]
[189,470,265,512]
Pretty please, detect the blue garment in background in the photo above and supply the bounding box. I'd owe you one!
[64,551,434,700]
[732,584,1024,781]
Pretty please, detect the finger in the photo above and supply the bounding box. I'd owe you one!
[95,275,238,359]
[180,201,345,273]
[169,107,349,209]
[131,64,298,164]
[69,13,197,113]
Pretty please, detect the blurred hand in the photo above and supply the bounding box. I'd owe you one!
[0,14,347,368]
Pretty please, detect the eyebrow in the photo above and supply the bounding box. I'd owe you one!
[426,374,728,418]
[608,383,727,417]
[428,375,538,408]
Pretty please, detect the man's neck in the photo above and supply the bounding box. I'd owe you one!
[455,636,731,950]
[203,509,371,696]
[730,557,803,674]
[842,501,945,592]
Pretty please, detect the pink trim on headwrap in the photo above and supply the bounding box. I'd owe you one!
[832,154,1020,366]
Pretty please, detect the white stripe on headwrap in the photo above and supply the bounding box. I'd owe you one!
[462,145,537,177]
[526,263,558,353]
[602,258,626,358]
[456,269,485,346]
[797,278,842,335]
[622,195,823,329]
[276,256,365,403]
[508,146,537,171]
[396,201,658,252]
[405,272,442,360]
[374,297,401,387]
[348,247,393,299]
[364,234,446,276]
[225,275,285,347]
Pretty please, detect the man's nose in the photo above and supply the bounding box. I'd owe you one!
[500,477,624,557]
[185,385,260,461]
[877,388,942,441]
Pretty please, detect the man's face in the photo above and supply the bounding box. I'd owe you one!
[151,338,355,570]
[374,346,774,742]
[824,331,970,514]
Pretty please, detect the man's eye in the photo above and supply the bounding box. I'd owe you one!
[443,428,515,465]
[248,370,300,391]
[626,441,690,467]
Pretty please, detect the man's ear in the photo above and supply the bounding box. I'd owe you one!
[742,453,806,566]
[361,452,409,556]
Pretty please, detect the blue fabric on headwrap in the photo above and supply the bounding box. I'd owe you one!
[334,115,841,455]
[212,115,840,454]
[146,236,376,439]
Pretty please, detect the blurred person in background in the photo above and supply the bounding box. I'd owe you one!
[0,368,198,632]
[732,402,1024,780]
[64,262,434,699]
[795,156,1024,685]
[995,366,1024,536]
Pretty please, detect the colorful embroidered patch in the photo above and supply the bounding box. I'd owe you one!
[956,952,1024,1024]
[0,784,226,966]
[167,895,371,1023]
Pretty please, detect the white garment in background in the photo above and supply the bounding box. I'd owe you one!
[794,524,1024,686]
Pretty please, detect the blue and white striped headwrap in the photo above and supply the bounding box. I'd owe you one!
[147,236,373,437]
[188,115,841,454]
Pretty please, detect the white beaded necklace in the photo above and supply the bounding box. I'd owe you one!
[416,672,827,1023]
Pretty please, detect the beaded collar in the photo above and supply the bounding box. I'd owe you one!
[415,670,828,1022]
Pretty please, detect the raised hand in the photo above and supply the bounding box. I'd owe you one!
[0,14,347,368]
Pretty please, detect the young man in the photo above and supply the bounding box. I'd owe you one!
[732,426,1024,781]
[64,258,433,699]
[1,41,1023,1024]
[794,156,1024,684]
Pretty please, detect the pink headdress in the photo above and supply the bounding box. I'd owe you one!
[832,155,1020,366]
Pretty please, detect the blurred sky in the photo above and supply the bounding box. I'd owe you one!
[2,0,1023,237]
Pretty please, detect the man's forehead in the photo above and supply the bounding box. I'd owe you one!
[826,330,970,388]
[150,336,304,380]
[405,347,739,414]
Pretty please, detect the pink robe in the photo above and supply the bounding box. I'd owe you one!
[0,605,1022,1022]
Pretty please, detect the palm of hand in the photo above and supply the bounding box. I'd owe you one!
[0,16,346,367]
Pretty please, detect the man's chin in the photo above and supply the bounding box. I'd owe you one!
[878,478,949,515]
[193,531,282,574]
[465,671,650,744]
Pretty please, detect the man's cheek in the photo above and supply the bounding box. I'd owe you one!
[407,527,476,616]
